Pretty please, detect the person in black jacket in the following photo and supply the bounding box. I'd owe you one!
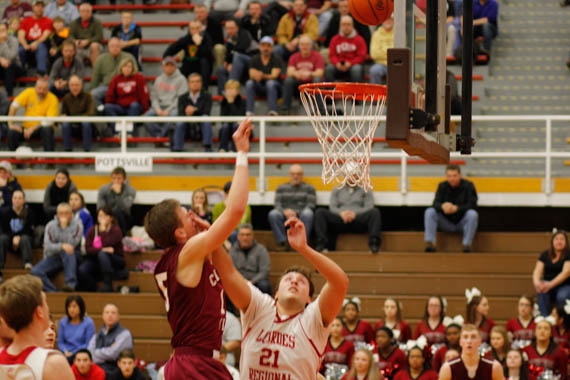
[194,4,225,70]
[0,190,35,280]
[173,73,213,152]
[323,0,370,48]
[218,79,246,152]
[240,1,273,43]
[110,11,142,69]
[163,20,213,87]
[424,164,478,253]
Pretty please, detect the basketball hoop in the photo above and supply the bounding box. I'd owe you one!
[299,82,387,191]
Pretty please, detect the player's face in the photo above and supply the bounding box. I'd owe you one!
[118,358,136,377]
[375,330,391,349]
[476,297,489,317]
[490,331,504,351]
[383,299,397,319]
[343,303,358,322]
[352,351,370,374]
[427,297,442,318]
[44,320,56,349]
[408,348,424,371]
[330,318,343,337]
[506,350,522,370]
[176,206,198,241]
[444,349,459,362]
[67,301,80,320]
[276,271,310,307]
[518,297,532,319]
[445,169,461,188]
[102,305,120,328]
[446,326,460,346]
[535,321,551,342]
[74,353,92,375]
[459,330,481,354]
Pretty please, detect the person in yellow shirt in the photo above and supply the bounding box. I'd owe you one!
[369,18,394,85]
[7,77,59,151]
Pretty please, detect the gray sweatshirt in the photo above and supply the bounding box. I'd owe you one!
[274,182,316,214]
[204,0,249,12]
[150,69,188,112]
[0,36,20,65]
[43,216,83,258]
[330,186,375,215]
[97,182,136,215]
[229,241,270,284]
[48,57,86,88]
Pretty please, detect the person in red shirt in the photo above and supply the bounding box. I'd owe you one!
[522,316,567,379]
[375,298,412,344]
[465,287,496,343]
[485,326,510,367]
[325,15,367,83]
[375,327,407,379]
[433,315,463,373]
[342,297,375,345]
[17,0,52,75]
[103,57,149,135]
[322,317,355,376]
[72,349,105,380]
[414,296,446,347]
[2,0,33,23]
[551,303,570,356]
[506,295,536,345]
[504,348,536,380]
[394,339,437,380]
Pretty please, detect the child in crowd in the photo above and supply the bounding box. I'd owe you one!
[432,315,463,373]
[414,296,446,347]
[522,316,567,379]
[69,191,93,239]
[393,338,437,380]
[375,298,412,344]
[49,16,69,67]
[44,316,56,349]
[375,327,407,379]
[218,80,246,152]
[7,16,19,36]
[342,297,375,344]
[341,348,384,380]
[191,188,212,224]
[443,348,460,363]
[465,287,496,342]
[322,317,355,374]
[506,295,536,344]
[486,326,511,367]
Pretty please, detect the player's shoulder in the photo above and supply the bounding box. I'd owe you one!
[447,357,462,366]
[481,357,495,366]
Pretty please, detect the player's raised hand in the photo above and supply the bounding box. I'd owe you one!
[285,217,307,252]
[190,210,211,233]
[233,117,254,153]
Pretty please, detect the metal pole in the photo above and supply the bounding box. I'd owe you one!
[394,0,406,48]
[461,0,473,154]
[400,150,408,195]
[259,119,266,194]
[120,120,127,153]
[545,118,552,197]
[425,0,438,118]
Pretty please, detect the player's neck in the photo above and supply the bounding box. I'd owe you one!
[461,351,480,367]
[8,325,45,355]
[276,300,303,318]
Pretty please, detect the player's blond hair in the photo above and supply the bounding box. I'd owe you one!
[461,323,481,335]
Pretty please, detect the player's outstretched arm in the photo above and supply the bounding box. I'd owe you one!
[212,246,251,311]
[438,362,451,380]
[44,353,75,380]
[285,218,348,326]
[492,361,505,380]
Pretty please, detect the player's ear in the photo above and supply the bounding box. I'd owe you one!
[173,226,186,242]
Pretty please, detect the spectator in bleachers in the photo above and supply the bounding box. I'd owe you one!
[205,0,248,22]
[375,297,412,344]
[323,0,370,50]
[222,310,241,368]
[396,341,437,380]
[18,0,52,76]
[218,79,246,152]
[369,18,394,85]
[163,20,213,87]
[72,349,106,380]
[245,36,283,116]
[31,202,82,292]
[240,1,272,43]
[43,168,77,221]
[88,304,134,376]
[110,11,142,69]
[97,166,136,235]
[552,304,570,354]
[173,73,213,152]
[433,315,463,373]
[522,317,568,379]
[506,295,535,344]
[69,191,93,238]
[7,77,59,152]
[2,0,32,23]
[217,18,259,94]
[193,4,225,69]
[103,58,150,135]
[485,326,510,366]
[0,190,34,280]
[0,161,22,210]
[61,75,95,152]
[473,0,498,54]
[324,15,366,83]
[107,349,146,380]
[47,16,69,68]
[44,0,79,26]
[414,296,446,346]
[229,223,272,294]
[375,327,407,378]
[446,69,462,115]
[341,348,381,380]
[145,56,188,139]
[321,317,354,375]
[218,347,240,380]
[191,187,212,223]
[504,349,531,380]
[80,207,125,292]
[465,287,495,343]
[424,164,478,253]
[532,229,570,316]
[280,34,324,115]
[57,295,96,361]
[7,16,20,37]
[446,0,457,57]
[44,314,56,349]
[275,0,318,63]
[268,164,315,250]
[49,39,86,98]
[0,22,22,98]
[212,181,252,245]
[341,298,375,344]
[307,0,332,37]
[69,3,102,68]
[314,184,381,254]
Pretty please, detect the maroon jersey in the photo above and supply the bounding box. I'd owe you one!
[375,319,412,343]
[552,326,570,353]
[393,369,438,380]
[432,345,460,373]
[506,318,535,342]
[376,347,407,379]
[484,349,506,367]
[321,337,355,372]
[449,357,493,380]
[522,343,568,379]
[342,320,375,344]
[413,320,446,346]
[476,317,495,343]
[154,244,225,350]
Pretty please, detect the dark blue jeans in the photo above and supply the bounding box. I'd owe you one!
[245,79,281,113]
[172,120,213,151]
[78,251,126,292]
[31,250,79,292]
[104,102,143,134]
[62,122,93,151]
[537,284,570,316]
[474,22,498,52]
[218,122,238,151]
[19,42,48,75]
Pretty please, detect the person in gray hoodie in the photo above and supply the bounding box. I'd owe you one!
[144,56,188,138]
[0,22,22,96]
[97,166,136,235]
[31,202,83,292]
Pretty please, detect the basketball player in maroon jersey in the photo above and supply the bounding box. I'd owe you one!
[144,118,254,380]
[0,274,74,380]
[438,324,503,380]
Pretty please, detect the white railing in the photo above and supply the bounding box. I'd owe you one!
[1,115,569,206]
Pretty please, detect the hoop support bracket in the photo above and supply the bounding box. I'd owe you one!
[409,108,441,130]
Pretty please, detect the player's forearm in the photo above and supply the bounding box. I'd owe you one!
[212,247,251,311]
[224,160,249,217]
[298,245,348,292]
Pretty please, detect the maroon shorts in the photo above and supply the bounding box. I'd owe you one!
[165,349,233,380]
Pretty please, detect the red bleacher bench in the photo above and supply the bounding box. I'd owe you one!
[102,21,188,28]
[93,4,194,11]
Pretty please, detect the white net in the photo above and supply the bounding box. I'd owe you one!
[300,85,386,192]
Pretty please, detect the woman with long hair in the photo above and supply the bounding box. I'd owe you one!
[532,230,570,316]
[342,298,375,344]
[465,287,496,342]
[57,295,96,361]
[375,298,412,344]
[43,168,77,221]
[506,295,536,344]
[432,315,463,373]
[191,188,212,224]
[413,296,446,346]
[341,348,384,380]
[322,317,355,375]
[522,316,567,379]
[485,326,511,367]
[375,327,407,379]
[393,341,438,380]
[504,349,534,380]
[551,303,570,358]
[69,191,93,239]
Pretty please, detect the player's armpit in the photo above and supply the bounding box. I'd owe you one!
[176,232,210,287]
[438,363,452,380]
[43,352,75,380]
[212,246,251,311]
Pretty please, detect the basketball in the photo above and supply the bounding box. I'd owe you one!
[349,0,394,26]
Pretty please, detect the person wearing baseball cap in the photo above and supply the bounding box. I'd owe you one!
[245,35,283,116]
[0,161,22,210]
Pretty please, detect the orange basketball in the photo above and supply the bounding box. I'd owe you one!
[349,0,394,26]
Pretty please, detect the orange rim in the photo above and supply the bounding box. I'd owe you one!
[299,82,387,101]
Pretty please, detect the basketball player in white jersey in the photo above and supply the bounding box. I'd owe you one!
[439,324,503,380]
[0,275,74,380]
[211,216,349,379]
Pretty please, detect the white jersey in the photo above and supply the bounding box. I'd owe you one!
[240,283,330,380]
[0,346,55,380]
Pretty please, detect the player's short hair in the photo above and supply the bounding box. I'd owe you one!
[112,166,127,178]
[281,266,314,298]
[75,349,93,361]
[144,199,182,248]
[118,349,136,361]
[446,164,461,173]
[460,323,480,336]
[0,275,43,332]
